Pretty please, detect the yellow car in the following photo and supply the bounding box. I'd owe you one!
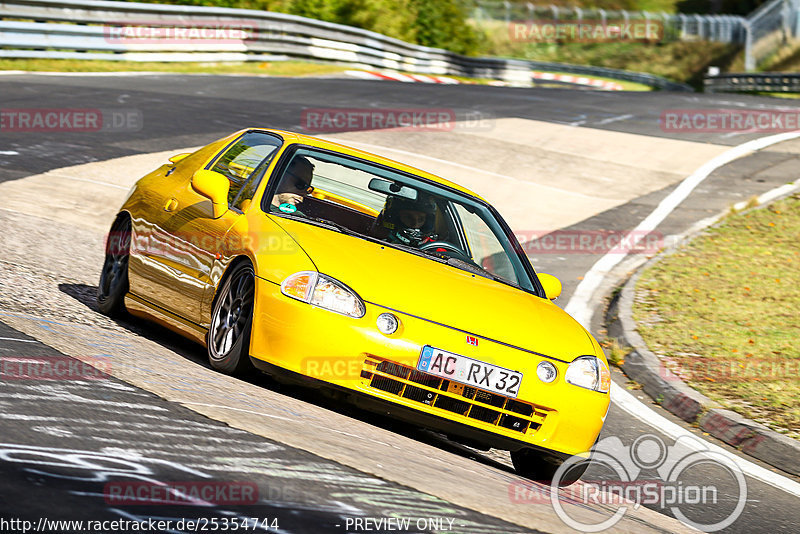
[97,128,610,484]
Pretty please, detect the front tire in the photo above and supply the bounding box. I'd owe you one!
[97,215,131,317]
[511,448,589,486]
[207,262,256,375]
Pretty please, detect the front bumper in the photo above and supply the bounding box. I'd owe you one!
[250,277,609,457]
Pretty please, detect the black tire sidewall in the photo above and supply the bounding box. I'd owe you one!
[207,262,255,375]
[97,216,130,317]
[511,448,589,486]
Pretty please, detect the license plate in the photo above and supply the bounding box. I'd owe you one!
[417,346,522,398]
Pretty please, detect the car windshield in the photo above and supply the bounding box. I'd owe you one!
[264,147,536,292]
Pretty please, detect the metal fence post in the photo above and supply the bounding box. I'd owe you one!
[744,21,755,71]
[794,0,800,36]
[782,0,790,43]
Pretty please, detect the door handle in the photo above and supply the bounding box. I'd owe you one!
[164,198,179,212]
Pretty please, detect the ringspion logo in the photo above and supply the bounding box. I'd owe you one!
[510,434,747,532]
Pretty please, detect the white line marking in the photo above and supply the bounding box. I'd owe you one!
[328,138,600,199]
[565,129,800,328]
[0,336,37,343]
[612,382,800,498]
[595,114,634,126]
[0,151,20,156]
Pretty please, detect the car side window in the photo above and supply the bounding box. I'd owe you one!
[209,132,282,210]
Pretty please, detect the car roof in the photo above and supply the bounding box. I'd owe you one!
[249,128,486,202]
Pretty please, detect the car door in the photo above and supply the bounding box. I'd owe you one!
[126,143,224,318]
[142,131,283,326]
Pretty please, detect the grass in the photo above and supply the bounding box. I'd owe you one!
[473,18,743,87]
[602,338,631,367]
[0,58,351,77]
[634,194,800,438]
[0,58,652,90]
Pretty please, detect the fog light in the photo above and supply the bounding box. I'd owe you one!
[537,361,557,383]
[376,313,399,335]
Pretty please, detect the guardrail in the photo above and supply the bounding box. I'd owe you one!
[705,72,800,92]
[0,0,691,91]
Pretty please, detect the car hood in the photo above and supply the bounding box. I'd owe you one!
[274,217,595,362]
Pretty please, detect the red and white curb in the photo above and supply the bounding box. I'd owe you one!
[346,69,625,91]
[345,70,460,84]
[532,71,624,91]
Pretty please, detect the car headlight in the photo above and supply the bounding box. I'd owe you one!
[281,271,365,318]
[565,356,611,393]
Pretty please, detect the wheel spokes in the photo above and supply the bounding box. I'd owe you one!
[211,268,254,359]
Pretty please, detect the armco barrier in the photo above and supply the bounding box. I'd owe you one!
[0,0,691,91]
[705,72,800,92]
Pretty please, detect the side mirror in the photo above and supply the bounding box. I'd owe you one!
[169,153,190,164]
[538,273,562,301]
[191,170,229,219]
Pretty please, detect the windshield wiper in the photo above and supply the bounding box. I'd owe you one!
[444,257,501,281]
[385,241,447,263]
[304,216,355,234]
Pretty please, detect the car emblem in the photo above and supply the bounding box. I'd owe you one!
[466,335,478,346]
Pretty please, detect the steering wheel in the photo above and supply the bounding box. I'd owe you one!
[419,241,472,261]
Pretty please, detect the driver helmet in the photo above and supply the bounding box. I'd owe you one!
[382,193,438,247]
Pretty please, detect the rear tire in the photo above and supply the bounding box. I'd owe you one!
[97,215,131,317]
[511,448,589,486]
[207,262,256,375]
